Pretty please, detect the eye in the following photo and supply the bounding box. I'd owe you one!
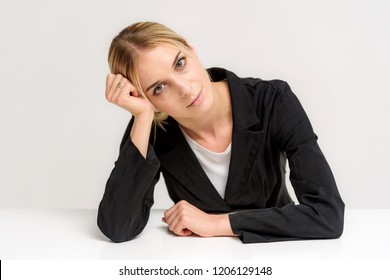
[154,83,166,96]
[176,57,186,69]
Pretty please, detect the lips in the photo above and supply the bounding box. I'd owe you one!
[187,90,202,108]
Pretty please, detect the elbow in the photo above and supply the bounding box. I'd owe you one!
[107,233,137,244]
[97,204,151,243]
[97,209,142,243]
[326,219,344,239]
[322,200,345,239]
[97,218,140,243]
[105,234,131,243]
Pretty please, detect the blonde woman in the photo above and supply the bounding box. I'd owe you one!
[98,22,344,243]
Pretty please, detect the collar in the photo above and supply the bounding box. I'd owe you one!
[207,67,261,131]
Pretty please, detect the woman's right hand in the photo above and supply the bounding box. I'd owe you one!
[105,73,154,119]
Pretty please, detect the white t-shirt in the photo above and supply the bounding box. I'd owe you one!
[180,128,231,199]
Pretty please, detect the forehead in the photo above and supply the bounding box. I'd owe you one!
[138,45,182,67]
[136,45,186,85]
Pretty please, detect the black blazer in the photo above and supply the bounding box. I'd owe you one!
[97,68,344,243]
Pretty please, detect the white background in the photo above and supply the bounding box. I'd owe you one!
[0,0,389,210]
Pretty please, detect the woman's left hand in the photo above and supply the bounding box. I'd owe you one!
[162,200,236,237]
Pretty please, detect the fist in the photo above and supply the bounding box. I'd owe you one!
[105,73,154,118]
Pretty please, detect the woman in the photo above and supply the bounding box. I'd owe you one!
[98,21,344,243]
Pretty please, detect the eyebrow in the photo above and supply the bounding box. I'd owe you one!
[146,51,182,93]
[171,51,181,68]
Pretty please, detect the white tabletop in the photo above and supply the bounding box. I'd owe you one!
[0,208,389,260]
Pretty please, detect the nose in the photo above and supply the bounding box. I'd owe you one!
[175,78,192,97]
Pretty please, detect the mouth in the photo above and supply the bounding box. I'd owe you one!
[187,90,202,108]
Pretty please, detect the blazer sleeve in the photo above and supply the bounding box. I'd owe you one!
[229,82,345,243]
[97,118,161,242]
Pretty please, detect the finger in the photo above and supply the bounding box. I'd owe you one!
[106,74,123,102]
[164,200,187,219]
[121,80,139,98]
[164,207,181,228]
[163,217,190,237]
[165,217,192,236]
[105,74,116,100]
[168,213,190,236]
[110,76,126,101]
[115,82,141,107]
[111,79,128,103]
[164,203,187,227]
[179,229,193,236]
[167,206,195,236]
[131,88,141,97]
[166,211,182,233]
[171,219,194,236]
[166,201,197,231]
[114,80,141,106]
[163,203,179,222]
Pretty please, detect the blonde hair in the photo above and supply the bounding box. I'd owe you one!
[108,22,191,128]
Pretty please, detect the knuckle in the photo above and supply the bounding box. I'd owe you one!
[181,216,189,224]
[177,200,187,206]
[106,74,114,82]
[177,200,189,211]
[105,94,112,103]
[177,204,186,212]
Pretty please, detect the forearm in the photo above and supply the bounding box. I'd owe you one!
[229,199,344,243]
[130,112,154,158]
[98,138,161,242]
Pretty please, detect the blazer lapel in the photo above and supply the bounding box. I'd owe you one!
[156,120,227,205]
[218,69,265,204]
[224,125,264,204]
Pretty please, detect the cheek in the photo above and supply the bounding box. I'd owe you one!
[195,66,209,84]
[145,97,163,112]
[193,62,204,76]
[151,96,176,113]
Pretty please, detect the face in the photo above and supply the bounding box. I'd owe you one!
[136,44,214,121]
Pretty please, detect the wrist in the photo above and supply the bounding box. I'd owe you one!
[130,111,154,159]
[134,110,154,125]
[212,214,237,237]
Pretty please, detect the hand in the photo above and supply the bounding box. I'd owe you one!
[162,200,236,237]
[105,73,154,118]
